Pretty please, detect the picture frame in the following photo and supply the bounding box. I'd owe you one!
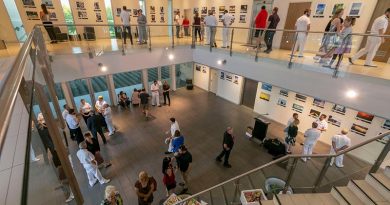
[233,76,239,84]
[201,7,207,14]
[150,6,155,14]
[22,0,36,8]
[382,120,390,130]
[219,6,225,13]
[76,1,86,10]
[279,89,289,97]
[160,16,165,23]
[193,8,199,14]
[260,92,270,101]
[261,83,272,92]
[240,5,248,13]
[351,123,368,136]
[277,98,287,107]
[220,72,225,80]
[226,74,232,82]
[42,0,54,9]
[327,115,341,127]
[355,111,374,124]
[195,65,201,71]
[314,3,326,17]
[332,104,346,115]
[78,11,88,19]
[229,6,236,13]
[160,6,164,13]
[292,103,304,113]
[331,3,344,16]
[313,98,325,108]
[133,9,138,16]
[295,93,307,103]
[116,8,121,16]
[348,2,363,17]
[26,11,40,20]
[151,15,156,23]
[309,109,321,118]
[49,12,58,21]
[93,2,101,11]
[239,15,246,23]
[95,12,103,22]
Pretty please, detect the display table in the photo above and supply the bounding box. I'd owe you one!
[240,189,267,205]
[163,194,207,205]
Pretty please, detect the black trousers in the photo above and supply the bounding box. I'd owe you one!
[70,127,84,144]
[264,31,275,50]
[176,25,180,38]
[194,26,201,41]
[163,91,170,105]
[43,22,56,41]
[217,148,231,165]
[123,26,133,45]
[91,128,107,144]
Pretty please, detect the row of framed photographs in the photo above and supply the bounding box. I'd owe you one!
[314,2,363,18]
[194,5,248,15]
[220,72,239,84]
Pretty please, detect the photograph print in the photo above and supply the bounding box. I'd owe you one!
[116,8,121,16]
[49,12,57,20]
[351,123,368,136]
[277,98,287,107]
[349,2,363,16]
[239,15,246,23]
[26,11,39,20]
[229,6,236,13]
[233,76,239,84]
[195,65,201,71]
[279,89,288,97]
[382,120,390,130]
[76,1,86,10]
[133,9,138,16]
[226,74,232,82]
[355,111,374,124]
[160,6,164,13]
[201,7,207,14]
[95,12,103,22]
[150,6,155,14]
[240,5,248,13]
[94,2,101,11]
[42,0,54,9]
[160,16,165,23]
[78,11,88,19]
[261,83,272,92]
[331,3,344,15]
[292,103,304,113]
[219,6,225,13]
[313,98,325,108]
[332,104,346,115]
[309,109,321,118]
[295,93,307,102]
[193,8,199,14]
[220,71,225,80]
[151,15,156,23]
[260,92,270,101]
[22,0,36,8]
[327,115,341,127]
[314,3,326,17]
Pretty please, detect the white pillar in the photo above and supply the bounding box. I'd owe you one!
[107,74,116,106]
[61,82,75,109]
[142,69,149,91]
[157,66,162,81]
[170,64,176,91]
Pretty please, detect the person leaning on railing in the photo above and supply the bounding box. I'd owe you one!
[193,12,202,41]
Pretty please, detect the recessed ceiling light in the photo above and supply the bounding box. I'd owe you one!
[346,90,357,98]
[217,60,222,65]
[168,54,174,60]
[101,66,107,72]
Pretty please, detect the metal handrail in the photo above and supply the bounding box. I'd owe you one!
[0,28,35,153]
[34,24,390,38]
[174,131,390,204]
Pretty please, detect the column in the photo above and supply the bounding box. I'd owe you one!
[170,64,176,91]
[61,82,75,109]
[142,69,149,91]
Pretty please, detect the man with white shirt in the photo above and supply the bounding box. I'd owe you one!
[65,109,84,144]
[329,129,351,168]
[221,10,235,48]
[301,122,321,162]
[150,80,161,107]
[95,96,107,114]
[294,9,311,57]
[120,6,133,45]
[77,141,110,187]
[174,10,181,38]
[62,104,70,120]
[205,10,218,47]
[79,99,92,123]
[165,117,180,154]
[349,8,390,67]
[315,114,328,133]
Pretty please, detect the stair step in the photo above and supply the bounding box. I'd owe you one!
[331,186,364,205]
[274,193,338,205]
[384,167,390,178]
[366,173,390,202]
[349,180,390,204]
[260,200,276,205]
[275,195,295,205]
[313,193,339,205]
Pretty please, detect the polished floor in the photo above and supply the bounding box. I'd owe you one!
[28,87,371,204]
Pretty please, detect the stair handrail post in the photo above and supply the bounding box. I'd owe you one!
[283,158,298,193]
[369,136,390,173]
[312,156,333,192]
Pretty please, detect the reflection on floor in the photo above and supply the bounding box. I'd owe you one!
[28,88,370,204]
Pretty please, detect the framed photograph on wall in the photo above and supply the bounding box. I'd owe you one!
[309,109,321,118]
[332,104,346,115]
[260,92,270,101]
[382,120,390,130]
[239,15,246,23]
[314,3,326,17]
[76,1,86,10]
[261,83,272,92]
[133,9,138,16]
[95,12,103,22]
[292,103,304,113]
[160,16,165,23]
[151,15,156,23]
[295,93,307,102]
[26,11,40,20]
[220,72,225,80]
[277,98,287,107]
[355,111,374,124]
[94,2,101,11]
[42,0,54,9]
[22,0,36,8]
[327,115,341,127]
[331,3,344,16]
[49,12,58,21]
[219,6,225,13]
[193,8,199,14]
[240,5,248,13]
[150,6,155,14]
[201,7,207,14]
[211,7,216,13]
[349,2,363,17]
[78,11,88,19]
[195,65,201,71]
[229,6,236,13]
[351,123,368,136]
[233,76,239,84]
[116,8,121,16]
[226,74,232,82]
[279,89,289,97]
[313,98,325,108]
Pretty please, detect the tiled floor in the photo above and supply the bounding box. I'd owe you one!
[27,87,371,204]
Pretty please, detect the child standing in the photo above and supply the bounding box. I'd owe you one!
[323,17,356,69]
[103,104,116,136]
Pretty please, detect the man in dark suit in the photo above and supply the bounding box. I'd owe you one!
[87,112,107,144]
[216,127,235,168]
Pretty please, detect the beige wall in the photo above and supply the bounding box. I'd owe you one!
[110,0,140,25]
[145,0,169,37]
[0,1,17,42]
[272,0,378,53]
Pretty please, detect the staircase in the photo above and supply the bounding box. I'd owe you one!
[261,168,390,205]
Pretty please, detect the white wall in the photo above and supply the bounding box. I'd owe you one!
[193,63,210,91]
[145,0,169,37]
[0,2,18,42]
[216,70,244,104]
[272,0,378,53]
[14,0,67,36]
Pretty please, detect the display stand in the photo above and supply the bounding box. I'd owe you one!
[251,117,270,144]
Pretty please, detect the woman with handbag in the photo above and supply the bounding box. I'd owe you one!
[285,119,299,154]
[84,133,112,168]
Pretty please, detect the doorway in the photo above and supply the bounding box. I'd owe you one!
[279,2,312,50]
[358,0,390,63]
[248,0,274,45]
[241,78,258,109]
[209,69,218,94]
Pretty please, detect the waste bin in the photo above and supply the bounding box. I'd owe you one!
[264,177,293,194]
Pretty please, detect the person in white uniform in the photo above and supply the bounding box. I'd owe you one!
[329,129,351,168]
[76,141,110,187]
[349,8,390,67]
[301,122,321,162]
[205,10,218,47]
[165,117,180,154]
[150,80,161,107]
[80,99,93,122]
[315,114,328,133]
[95,96,108,114]
[103,104,116,136]
[221,10,235,48]
[62,104,70,120]
[294,9,311,57]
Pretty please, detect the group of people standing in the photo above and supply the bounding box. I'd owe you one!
[119,7,148,45]
[284,113,351,168]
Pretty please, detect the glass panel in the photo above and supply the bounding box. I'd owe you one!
[103,0,115,38]
[3,0,27,41]
[113,71,143,97]
[91,76,111,105]
[147,67,158,88]
[68,79,92,110]
[161,66,171,86]
[176,62,194,88]
[60,0,77,35]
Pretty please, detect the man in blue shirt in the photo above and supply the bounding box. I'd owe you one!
[171,130,184,153]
